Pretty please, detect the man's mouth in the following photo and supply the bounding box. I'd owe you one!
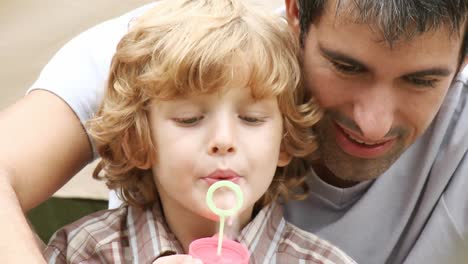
[202,169,241,185]
[334,122,396,159]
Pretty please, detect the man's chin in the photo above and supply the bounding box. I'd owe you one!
[315,147,402,187]
[323,155,397,183]
[314,118,408,186]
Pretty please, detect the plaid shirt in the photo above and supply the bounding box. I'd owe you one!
[44,202,356,264]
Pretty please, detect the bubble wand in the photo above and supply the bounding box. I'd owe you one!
[205,180,243,256]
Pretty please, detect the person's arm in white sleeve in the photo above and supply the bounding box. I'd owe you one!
[0,90,93,263]
[0,2,158,261]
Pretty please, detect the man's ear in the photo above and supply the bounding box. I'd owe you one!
[284,0,301,36]
[277,149,293,167]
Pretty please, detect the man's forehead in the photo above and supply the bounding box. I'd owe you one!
[315,0,466,45]
[307,8,464,78]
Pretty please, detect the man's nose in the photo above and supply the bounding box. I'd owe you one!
[207,116,236,155]
[353,86,394,140]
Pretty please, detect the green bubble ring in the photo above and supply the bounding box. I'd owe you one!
[206,180,243,217]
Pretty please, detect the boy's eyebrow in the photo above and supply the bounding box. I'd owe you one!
[319,44,369,70]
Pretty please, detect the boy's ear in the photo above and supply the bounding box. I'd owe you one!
[122,129,155,170]
[277,149,293,167]
[135,161,152,170]
[285,0,301,36]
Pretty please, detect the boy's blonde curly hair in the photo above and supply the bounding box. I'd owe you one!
[88,0,321,208]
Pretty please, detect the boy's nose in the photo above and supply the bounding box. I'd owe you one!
[209,143,235,155]
[207,117,236,155]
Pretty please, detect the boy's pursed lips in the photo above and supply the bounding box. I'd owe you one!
[202,169,242,185]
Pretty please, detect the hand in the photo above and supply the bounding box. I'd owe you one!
[153,254,203,264]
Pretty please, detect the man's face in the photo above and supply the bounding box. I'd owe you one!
[286,0,464,184]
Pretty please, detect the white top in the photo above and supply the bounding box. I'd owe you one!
[28,3,157,156]
[29,3,468,263]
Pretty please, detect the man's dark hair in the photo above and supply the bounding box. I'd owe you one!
[297,0,468,62]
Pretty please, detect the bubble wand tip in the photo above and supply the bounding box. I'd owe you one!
[205,180,244,257]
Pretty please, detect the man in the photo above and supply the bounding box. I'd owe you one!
[282,0,468,263]
[0,0,466,263]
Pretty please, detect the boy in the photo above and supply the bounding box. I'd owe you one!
[44,0,355,263]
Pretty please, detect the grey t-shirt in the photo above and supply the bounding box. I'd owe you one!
[30,3,468,264]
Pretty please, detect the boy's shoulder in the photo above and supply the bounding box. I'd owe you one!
[44,206,130,263]
[277,221,357,263]
[49,206,129,242]
[243,203,356,263]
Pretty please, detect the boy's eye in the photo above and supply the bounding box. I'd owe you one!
[404,76,439,88]
[330,60,364,74]
[239,115,265,125]
[173,116,203,126]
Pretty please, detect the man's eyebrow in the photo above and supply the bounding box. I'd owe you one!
[318,44,453,77]
[405,68,452,77]
[319,44,369,69]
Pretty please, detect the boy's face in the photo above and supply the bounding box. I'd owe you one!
[286,0,465,185]
[148,84,289,223]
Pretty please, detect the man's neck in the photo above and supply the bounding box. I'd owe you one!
[311,161,359,188]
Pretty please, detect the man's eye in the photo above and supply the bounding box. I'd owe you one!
[173,116,203,125]
[331,60,363,74]
[405,76,438,88]
[239,115,264,125]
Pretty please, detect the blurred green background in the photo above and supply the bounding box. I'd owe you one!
[27,198,107,242]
